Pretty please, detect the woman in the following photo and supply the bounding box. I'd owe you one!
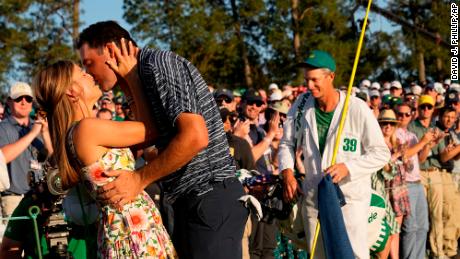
[33,60,176,258]
[373,109,410,259]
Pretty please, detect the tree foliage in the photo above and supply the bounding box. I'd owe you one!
[0,1,451,94]
[0,0,77,94]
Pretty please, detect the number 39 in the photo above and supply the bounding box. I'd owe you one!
[343,138,357,152]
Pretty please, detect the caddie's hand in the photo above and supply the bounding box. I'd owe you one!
[282,169,302,202]
[325,163,350,183]
[98,169,144,209]
[105,38,139,80]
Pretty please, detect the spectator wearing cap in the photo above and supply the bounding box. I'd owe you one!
[268,89,283,104]
[424,83,438,102]
[394,102,429,259]
[113,97,125,121]
[234,88,280,258]
[443,79,451,89]
[99,95,115,114]
[268,83,279,94]
[214,88,236,112]
[369,90,381,118]
[370,82,381,91]
[263,101,290,175]
[383,82,391,92]
[411,84,423,97]
[390,81,403,97]
[97,108,114,120]
[279,49,390,258]
[408,95,452,258]
[360,79,371,89]
[233,89,243,107]
[445,90,460,114]
[433,82,446,108]
[0,82,53,219]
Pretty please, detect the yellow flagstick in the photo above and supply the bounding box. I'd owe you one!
[309,0,373,258]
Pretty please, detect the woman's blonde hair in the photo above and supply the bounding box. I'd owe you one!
[33,60,80,190]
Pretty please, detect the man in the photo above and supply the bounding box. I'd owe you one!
[0,82,52,219]
[278,50,390,259]
[408,95,449,258]
[113,97,125,121]
[214,88,236,112]
[394,103,430,259]
[369,90,381,118]
[96,108,113,120]
[390,80,403,97]
[77,21,247,258]
[234,89,279,259]
[434,107,460,258]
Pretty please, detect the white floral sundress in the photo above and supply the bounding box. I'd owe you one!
[67,124,177,258]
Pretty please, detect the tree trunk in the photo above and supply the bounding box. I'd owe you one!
[418,51,426,84]
[72,0,79,41]
[291,0,300,61]
[291,0,304,86]
[230,0,253,88]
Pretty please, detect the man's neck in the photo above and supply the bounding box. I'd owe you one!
[13,116,29,126]
[418,117,432,128]
[316,90,339,112]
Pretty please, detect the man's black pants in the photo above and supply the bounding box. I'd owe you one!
[172,177,249,259]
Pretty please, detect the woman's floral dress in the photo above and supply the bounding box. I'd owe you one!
[67,123,176,258]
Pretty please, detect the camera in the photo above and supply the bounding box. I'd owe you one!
[28,161,73,259]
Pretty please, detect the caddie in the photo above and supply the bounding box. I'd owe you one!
[278,50,390,259]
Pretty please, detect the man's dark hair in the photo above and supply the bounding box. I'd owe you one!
[76,20,137,49]
[439,106,456,118]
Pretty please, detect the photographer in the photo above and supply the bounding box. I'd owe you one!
[0,171,97,259]
[0,82,53,219]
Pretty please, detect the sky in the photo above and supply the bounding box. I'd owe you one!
[80,0,131,31]
[80,0,399,39]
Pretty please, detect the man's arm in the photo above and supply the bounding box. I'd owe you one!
[251,115,279,161]
[100,113,208,206]
[1,123,42,163]
[40,118,53,157]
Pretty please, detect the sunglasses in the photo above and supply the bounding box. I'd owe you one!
[397,112,412,118]
[380,122,396,127]
[419,104,433,110]
[246,100,263,107]
[370,96,380,100]
[216,97,232,104]
[14,96,33,103]
[405,96,416,101]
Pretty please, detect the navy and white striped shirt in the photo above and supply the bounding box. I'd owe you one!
[138,48,235,202]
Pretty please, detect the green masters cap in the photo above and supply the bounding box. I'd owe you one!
[298,50,336,72]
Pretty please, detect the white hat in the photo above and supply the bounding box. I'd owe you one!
[434,82,445,94]
[444,79,451,86]
[370,82,381,90]
[268,83,279,91]
[383,82,391,90]
[411,85,422,95]
[269,90,283,102]
[360,79,371,88]
[369,90,380,98]
[390,80,402,89]
[382,90,390,96]
[9,82,33,99]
